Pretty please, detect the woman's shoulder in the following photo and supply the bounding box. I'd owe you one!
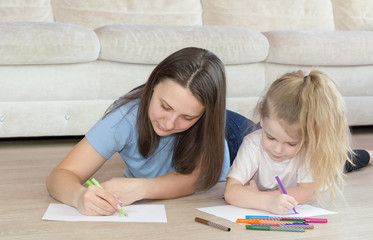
[107,99,139,122]
[118,99,139,116]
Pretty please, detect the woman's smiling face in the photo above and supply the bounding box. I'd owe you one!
[148,79,205,137]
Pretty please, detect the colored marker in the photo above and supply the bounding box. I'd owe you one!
[237,219,294,225]
[262,219,304,223]
[91,178,103,188]
[275,176,298,214]
[245,216,327,223]
[245,217,304,223]
[281,224,314,229]
[303,218,327,223]
[258,216,302,219]
[246,225,305,232]
[251,224,314,229]
[279,219,305,223]
[195,217,231,232]
[246,215,274,218]
[86,178,127,216]
[86,180,94,186]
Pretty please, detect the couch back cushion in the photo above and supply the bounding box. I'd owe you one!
[0,0,53,22]
[0,22,100,65]
[52,0,202,29]
[202,0,335,31]
[332,0,373,30]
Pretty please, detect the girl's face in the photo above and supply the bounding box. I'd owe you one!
[148,79,205,137]
[260,116,301,162]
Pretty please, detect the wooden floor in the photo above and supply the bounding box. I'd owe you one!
[0,126,372,240]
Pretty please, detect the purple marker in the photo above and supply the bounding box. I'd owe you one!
[275,176,298,214]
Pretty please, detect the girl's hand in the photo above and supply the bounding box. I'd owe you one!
[76,184,122,216]
[267,194,298,215]
[101,177,148,206]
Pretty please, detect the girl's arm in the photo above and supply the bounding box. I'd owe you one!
[285,182,314,204]
[224,177,298,215]
[46,137,121,216]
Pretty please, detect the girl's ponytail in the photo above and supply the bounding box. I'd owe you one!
[299,70,353,203]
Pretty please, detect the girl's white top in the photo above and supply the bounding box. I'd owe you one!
[227,129,313,190]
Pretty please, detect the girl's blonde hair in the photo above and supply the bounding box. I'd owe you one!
[259,70,353,202]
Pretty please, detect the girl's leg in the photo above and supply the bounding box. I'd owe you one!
[225,110,259,165]
[344,149,372,172]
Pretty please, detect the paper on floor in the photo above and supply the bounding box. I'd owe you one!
[197,204,336,222]
[42,203,167,222]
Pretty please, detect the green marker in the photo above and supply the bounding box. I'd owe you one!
[117,207,127,216]
[86,178,127,216]
[91,178,103,188]
[246,225,305,232]
[279,219,305,223]
[86,180,93,186]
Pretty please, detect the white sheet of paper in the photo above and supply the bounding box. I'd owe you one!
[42,203,167,222]
[197,204,336,222]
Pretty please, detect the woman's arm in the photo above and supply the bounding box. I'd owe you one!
[100,164,201,205]
[224,177,298,215]
[46,137,121,216]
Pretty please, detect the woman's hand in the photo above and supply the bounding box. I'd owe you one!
[101,177,148,206]
[75,184,123,216]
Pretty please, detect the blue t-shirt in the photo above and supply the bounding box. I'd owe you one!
[86,100,229,181]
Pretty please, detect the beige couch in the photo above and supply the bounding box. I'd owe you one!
[1,0,372,138]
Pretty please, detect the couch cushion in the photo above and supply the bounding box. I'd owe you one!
[0,22,100,65]
[0,0,53,22]
[0,100,112,137]
[0,63,102,101]
[202,0,335,32]
[263,30,373,66]
[95,24,269,65]
[332,0,373,30]
[52,0,202,29]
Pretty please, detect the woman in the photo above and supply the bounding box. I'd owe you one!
[46,47,230,216]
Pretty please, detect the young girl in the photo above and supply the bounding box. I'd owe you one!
[224,70,372,215]
[46,47,230,216]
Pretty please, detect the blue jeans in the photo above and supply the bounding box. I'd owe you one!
[225,110,259,165]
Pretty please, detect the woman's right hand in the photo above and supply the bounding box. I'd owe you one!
[76,184,123,216]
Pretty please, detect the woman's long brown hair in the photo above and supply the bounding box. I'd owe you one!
[105,47,227,190]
